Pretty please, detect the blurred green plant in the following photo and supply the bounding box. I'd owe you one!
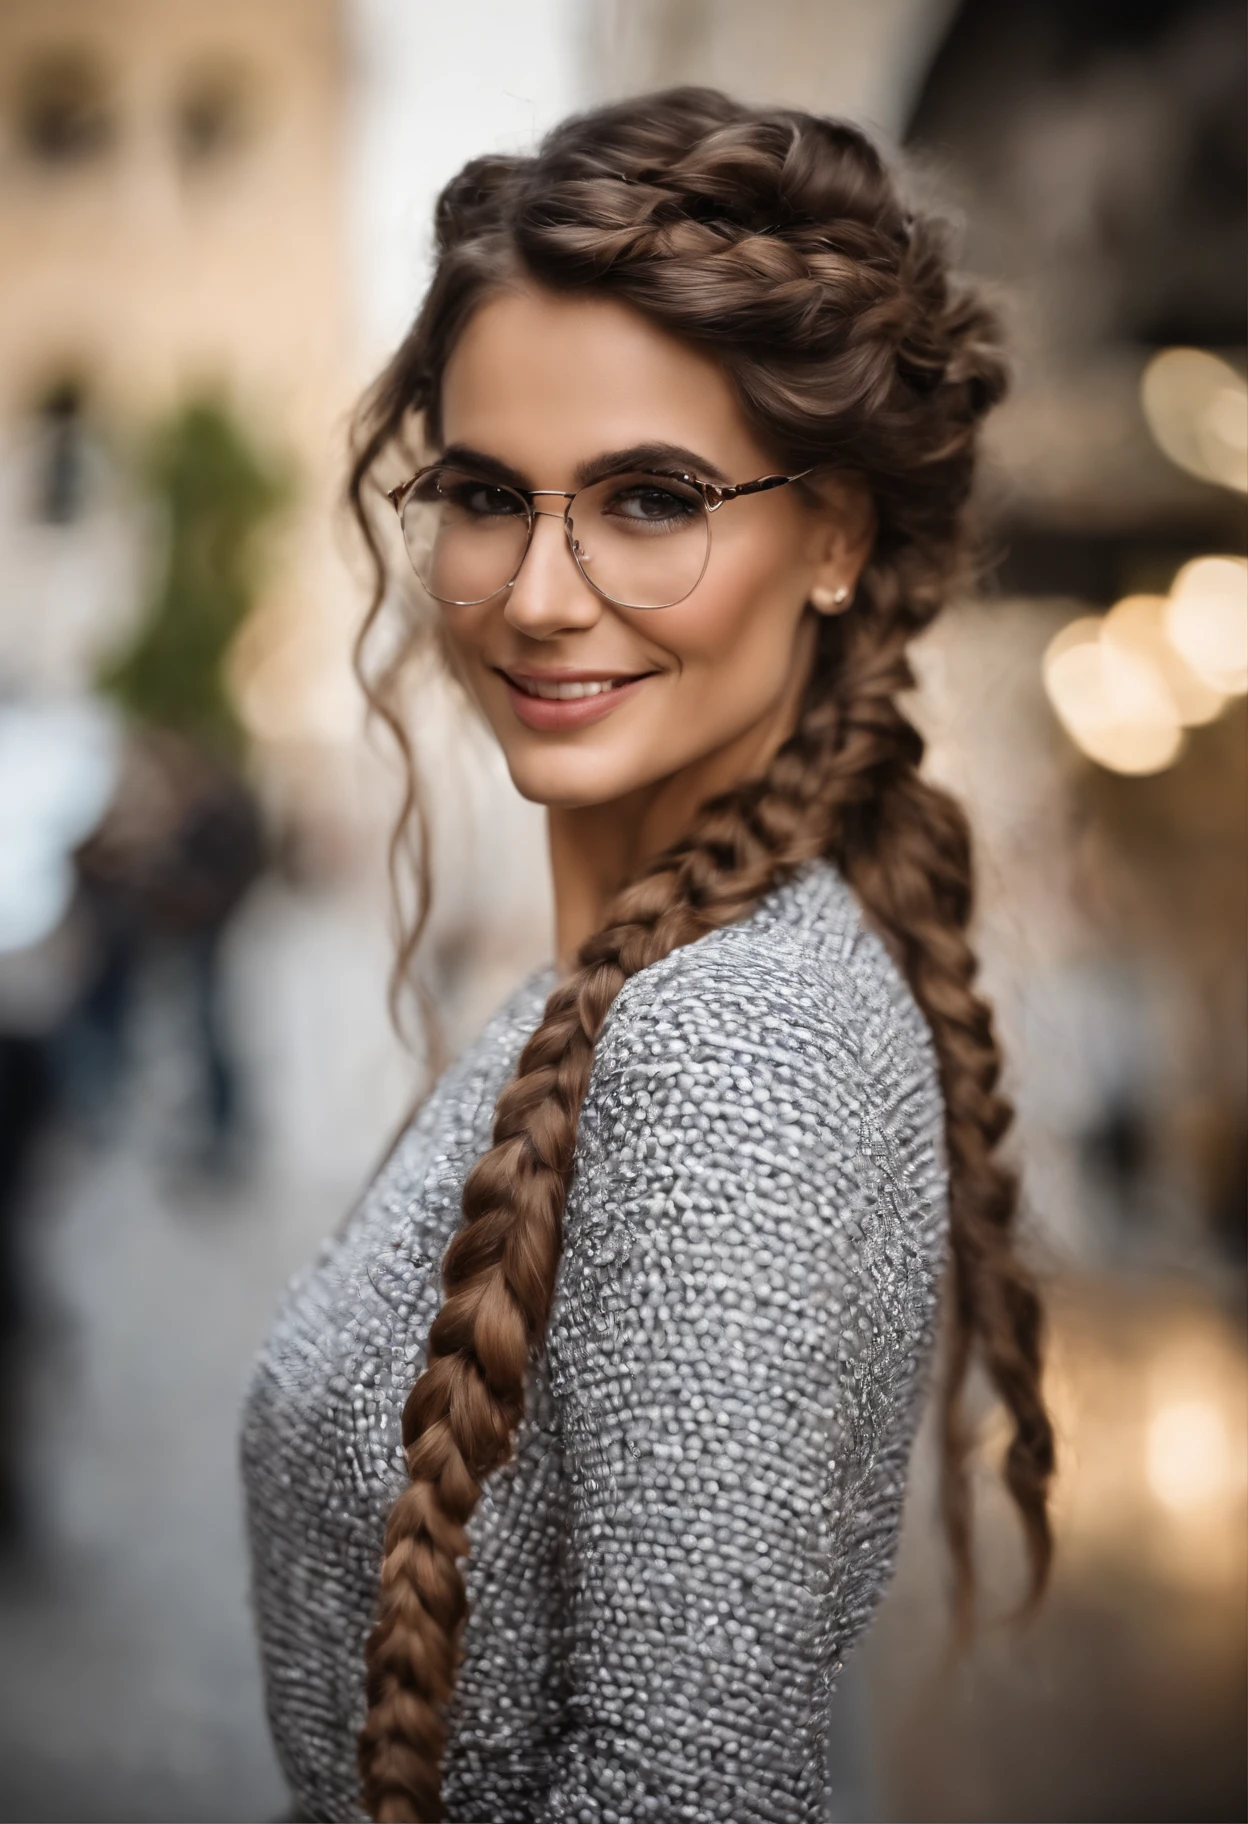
[100,395,290,757]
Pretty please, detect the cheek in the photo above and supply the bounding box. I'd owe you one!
[660,531,808,703]
[436,604,492,698]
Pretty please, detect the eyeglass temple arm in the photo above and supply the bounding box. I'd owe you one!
[701,468,814,511]
[384,478,414,512]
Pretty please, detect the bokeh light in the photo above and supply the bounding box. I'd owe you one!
[1146,1397,1233,1512]
[1043,613,1186,775]
[1044,559,1246,772]
[1141,347,1248,493]
[1166,556,1248,695]
[1102,593,1228,727]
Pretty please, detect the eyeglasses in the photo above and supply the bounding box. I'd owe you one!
[385,462,814,611]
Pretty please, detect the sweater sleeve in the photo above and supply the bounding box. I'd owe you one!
[536,928,950,1824]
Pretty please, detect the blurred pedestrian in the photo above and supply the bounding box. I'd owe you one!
[65,392,284,1172]
[70,721,267,1172]
[0,688,120,1540]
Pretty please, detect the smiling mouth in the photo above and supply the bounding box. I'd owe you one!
[497,670,658,700]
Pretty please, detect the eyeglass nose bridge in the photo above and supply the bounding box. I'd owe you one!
[511,493,588,591]
[529,488,576,525]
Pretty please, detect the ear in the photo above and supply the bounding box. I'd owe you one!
[805,474,876,616]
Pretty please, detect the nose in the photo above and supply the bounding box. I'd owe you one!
[502,508,603,639]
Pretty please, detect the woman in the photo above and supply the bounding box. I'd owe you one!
[241,87,1056,1824]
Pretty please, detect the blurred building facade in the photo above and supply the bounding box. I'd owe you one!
[0,0,363,838]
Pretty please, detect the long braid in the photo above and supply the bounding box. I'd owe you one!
[360,678,858,1821]
[824,606,1055,1636]
[347,86,1058,1821]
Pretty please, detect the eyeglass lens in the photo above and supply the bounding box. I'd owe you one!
[399,465,711,609]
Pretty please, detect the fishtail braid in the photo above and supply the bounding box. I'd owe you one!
[345,86,1057,1822]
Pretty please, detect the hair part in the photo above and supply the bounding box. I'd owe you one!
[347,85,1056,1822]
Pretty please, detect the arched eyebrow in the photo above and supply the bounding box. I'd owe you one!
[437,441,731,490]
[438,444,528,488]
[573,443,731,487]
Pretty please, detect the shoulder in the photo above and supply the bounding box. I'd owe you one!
[571,860,949,1286]
[589,858,944,1157]
[558,858,952,1409]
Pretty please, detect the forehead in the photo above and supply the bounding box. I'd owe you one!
[438,285,768,484]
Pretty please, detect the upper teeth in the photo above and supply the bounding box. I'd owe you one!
[518,678,625,699]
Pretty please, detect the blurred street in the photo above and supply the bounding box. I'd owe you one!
[0,873,415,1821]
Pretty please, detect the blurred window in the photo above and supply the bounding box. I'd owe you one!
[32,381,90,526]
[174,62,254,170]
[17,49,116,166]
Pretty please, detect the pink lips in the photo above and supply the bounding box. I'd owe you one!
[498,669,656,731]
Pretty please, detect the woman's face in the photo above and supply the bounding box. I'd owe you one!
[433,285,870,812]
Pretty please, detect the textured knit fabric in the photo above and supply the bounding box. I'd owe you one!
[240,856,951,1823]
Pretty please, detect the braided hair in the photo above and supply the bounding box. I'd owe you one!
[346,87,1057,1823]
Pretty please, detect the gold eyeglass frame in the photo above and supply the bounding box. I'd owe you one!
[385,462,815,610]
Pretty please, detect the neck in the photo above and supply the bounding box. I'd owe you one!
[546,634,815,975]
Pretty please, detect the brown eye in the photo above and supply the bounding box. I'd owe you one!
[457,482,527,518]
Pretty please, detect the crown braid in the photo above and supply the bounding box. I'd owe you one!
[348,86,1056,1821]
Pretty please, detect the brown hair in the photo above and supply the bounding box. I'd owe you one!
[346,86,1057,1822]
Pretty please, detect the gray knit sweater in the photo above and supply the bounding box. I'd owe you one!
[240,857,951,1823]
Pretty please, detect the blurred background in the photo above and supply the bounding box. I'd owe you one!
[0,1,1243,1818]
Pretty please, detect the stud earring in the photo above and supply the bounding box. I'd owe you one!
[811,584,851,612]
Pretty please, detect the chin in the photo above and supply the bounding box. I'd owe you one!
[502,748,640,810]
